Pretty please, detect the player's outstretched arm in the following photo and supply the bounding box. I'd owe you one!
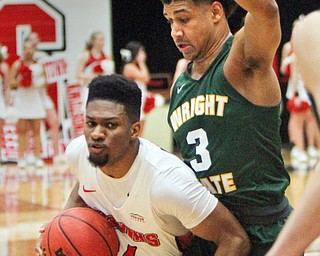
[234,0,280,62]
[225,0,281,106]
[190,201,251,256]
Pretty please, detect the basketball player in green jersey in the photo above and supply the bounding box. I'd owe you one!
[162,0,292,255]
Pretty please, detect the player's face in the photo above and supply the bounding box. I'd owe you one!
[163,1,216,61]
[84,99,136,168]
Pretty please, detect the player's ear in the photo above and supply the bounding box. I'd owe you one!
[130,121,141,139]
[210,2,224,22]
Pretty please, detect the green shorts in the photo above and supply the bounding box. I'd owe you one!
[183,219,286,256]
[243,218,287,256]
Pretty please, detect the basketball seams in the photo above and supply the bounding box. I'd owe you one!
[41,207,118,256]
[60,209,114,255]
[58,215,84,255]
[47,216,58,256]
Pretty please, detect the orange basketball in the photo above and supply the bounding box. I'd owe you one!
[40,207,119,256]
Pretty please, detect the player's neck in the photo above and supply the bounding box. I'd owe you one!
[192,32,232,80]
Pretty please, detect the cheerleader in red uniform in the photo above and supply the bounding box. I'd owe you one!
[76,31,115,108]
[27,32,64,164]
[9,40,46,168]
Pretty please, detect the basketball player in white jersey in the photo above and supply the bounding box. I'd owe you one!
[56,75,250,255]
[266,11,320,256]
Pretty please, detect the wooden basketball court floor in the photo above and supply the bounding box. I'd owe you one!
[0,148,320,256]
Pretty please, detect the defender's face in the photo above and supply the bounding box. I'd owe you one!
[163,1,215,61]
[84,99,134,168]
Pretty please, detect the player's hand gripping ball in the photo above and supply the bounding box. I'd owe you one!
[40,207,119,256]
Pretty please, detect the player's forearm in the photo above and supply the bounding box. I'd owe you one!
[192,202,251,256]
[235,0,278,19]
[64,182,87,210]
[214,236,251,256]
[266,219,318,256]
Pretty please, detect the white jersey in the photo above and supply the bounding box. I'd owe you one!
[66,136,217,256]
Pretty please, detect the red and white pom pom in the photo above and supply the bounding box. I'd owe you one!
[101,59,115,75]
[18,63,32,88]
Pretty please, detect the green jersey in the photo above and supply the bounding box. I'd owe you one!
[168,37,291,225]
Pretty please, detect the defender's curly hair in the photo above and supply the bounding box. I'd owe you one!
[86,74,142,123]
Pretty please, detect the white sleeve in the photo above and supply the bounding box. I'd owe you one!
[150,165,218,230]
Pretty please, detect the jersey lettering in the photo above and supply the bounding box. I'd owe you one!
[170,94,228,131]
[200,172,237,194]
[107,215,161,247]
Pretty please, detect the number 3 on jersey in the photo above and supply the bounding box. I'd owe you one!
[186,128,212,172]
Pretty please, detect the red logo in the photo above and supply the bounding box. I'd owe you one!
[130,213,145,223]
[82,185,96,193]
[0,0,66,65]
